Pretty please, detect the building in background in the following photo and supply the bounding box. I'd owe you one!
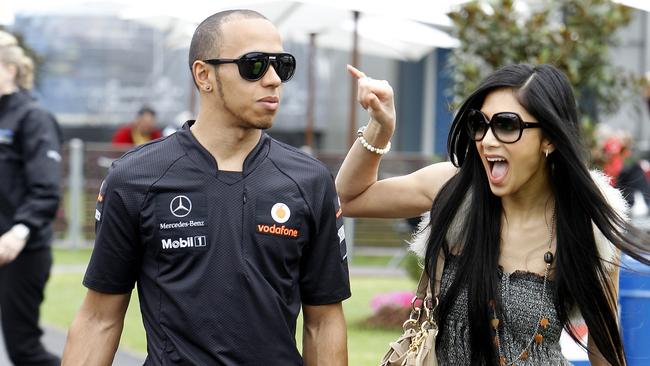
[8,10,456,154]
[11,14,190,141]
[604,8,650,155]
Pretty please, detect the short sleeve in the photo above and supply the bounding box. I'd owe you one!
[299,174,351,305]
[83,170,143,294]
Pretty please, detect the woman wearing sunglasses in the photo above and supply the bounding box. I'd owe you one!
[337,63,650,365]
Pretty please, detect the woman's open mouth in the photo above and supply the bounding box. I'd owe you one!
[486,156,509,184]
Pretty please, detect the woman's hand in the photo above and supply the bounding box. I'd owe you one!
[347,65,396,135]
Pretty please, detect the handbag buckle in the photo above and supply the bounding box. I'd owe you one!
[402,307,421,329]
[422,296,438,322]
[410,296,423,311]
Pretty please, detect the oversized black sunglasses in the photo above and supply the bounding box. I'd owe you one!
[466,109,541,144]
[203,52,296,82]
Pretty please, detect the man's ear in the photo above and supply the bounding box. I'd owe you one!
[192,60,213,92]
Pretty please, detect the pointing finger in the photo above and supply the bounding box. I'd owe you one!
[346,64,366,79]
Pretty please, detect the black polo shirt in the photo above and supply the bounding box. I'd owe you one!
[84,122,351,365]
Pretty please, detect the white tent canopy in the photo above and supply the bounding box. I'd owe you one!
[612,0,650,12]
[117,0,462,60]
[4,0,464,58]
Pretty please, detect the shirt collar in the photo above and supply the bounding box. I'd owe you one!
[175,120,270,179]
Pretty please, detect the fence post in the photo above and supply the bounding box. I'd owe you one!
[344,217,355,264]
[67,138,84,248]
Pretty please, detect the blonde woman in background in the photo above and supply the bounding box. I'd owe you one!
[0,30,62,366]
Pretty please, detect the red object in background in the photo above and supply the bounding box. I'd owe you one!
[604,156,625,186]
[603,138,623,156]
[111,124,162,146]
[602,137,631,186]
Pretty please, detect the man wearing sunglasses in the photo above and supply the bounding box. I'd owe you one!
[63,9,350,366]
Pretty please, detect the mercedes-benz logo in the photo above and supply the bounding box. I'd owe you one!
[170,195,192,218]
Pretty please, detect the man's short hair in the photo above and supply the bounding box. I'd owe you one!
[137,106,156,117]
[188,10,267,70]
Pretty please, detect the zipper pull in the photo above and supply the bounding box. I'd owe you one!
[243,187,247,204]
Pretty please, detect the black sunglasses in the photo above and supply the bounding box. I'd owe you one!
[203,52,296,82]
[466,109,541,144]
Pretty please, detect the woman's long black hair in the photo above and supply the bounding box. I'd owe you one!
[425,64,650,365]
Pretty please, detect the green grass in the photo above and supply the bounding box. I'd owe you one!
[52,247,94,265]
[44,249,147,355]
[350,255,394,267]
[43,249,414,365]
[344,276,415,365]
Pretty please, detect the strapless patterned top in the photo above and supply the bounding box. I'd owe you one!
[436,256,573,365]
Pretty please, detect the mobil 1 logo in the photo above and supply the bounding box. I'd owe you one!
[161,236,207,249]
[156,192,209,251]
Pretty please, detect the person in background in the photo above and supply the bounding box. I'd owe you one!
[111,106,161,146]
[592,124,650,218]
[0,30,62,366]
[617,161,650,218]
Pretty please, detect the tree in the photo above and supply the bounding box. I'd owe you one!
[447,0,639,126]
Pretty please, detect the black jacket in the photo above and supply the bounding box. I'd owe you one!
[0,90,61,250]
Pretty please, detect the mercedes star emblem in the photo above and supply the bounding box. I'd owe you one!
[170,195,192,218]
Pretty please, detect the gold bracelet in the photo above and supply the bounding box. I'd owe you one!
[357,126,391,155]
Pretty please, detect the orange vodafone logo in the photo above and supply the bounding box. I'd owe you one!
[271,203,290,223]
[257,202,298,238]
[257,223,299,238]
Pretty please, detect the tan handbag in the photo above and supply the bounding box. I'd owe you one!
[380,271,438,366]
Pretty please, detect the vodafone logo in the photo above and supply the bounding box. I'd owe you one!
[257,224,299,238]
[271,203,290,223]
[257,203,298,239]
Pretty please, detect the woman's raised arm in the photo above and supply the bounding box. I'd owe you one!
[335,66,457,218]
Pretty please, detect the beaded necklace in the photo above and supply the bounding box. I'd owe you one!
[490,210,556,366]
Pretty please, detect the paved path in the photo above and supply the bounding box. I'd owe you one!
[0,323,145,366]
[350,266,406,277]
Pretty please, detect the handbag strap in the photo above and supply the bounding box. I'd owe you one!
[413,269,438,323]
[415,270,436,299]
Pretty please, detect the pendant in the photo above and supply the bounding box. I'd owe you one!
[519,350,529,360]
[540,317,550,329]
[491,318,500,330]
[544,251,554,264]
